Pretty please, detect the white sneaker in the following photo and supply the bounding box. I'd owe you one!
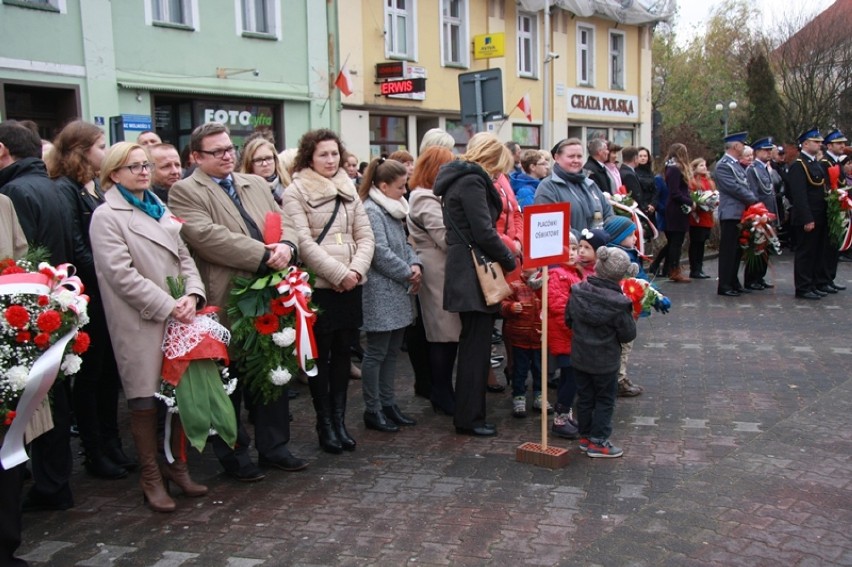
[533,394,554,414]
[512,396,527,418]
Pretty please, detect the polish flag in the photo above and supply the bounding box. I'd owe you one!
[516,93,532,122]
[335,63,353,97]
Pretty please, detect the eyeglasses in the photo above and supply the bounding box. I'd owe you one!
[121,162,153,174]
[198,146,237,159]
[251,156,275,166]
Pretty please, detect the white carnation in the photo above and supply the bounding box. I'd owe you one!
[272,327,296,348]
[5,365,29,391]
[269,367,292,386]
[61,354,83,375]
[52,289,76,310]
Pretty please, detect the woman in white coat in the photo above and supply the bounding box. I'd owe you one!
[90,142,206,513]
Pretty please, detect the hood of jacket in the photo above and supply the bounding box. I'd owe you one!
[570,277,632,327]
[291,167,358,207]
[0,157,48,187]
[433,160,491,198]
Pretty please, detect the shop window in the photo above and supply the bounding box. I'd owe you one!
[612,129,634,148]
[151,0,196,29]
[441,0,468,67]
[370,115,408,158]
[517,11,538,78]
[241,0,278,38]
[586,127,608,151]
[609,30,625,90]
[2,0,63,12]
[385,0,417,60]
[445,119,475,154]
[577,24,594,86]
[511,124,540,149]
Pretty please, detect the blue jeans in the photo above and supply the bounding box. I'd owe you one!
[574,368,618,441]
[555,361,576,412]
[511,346,542,398]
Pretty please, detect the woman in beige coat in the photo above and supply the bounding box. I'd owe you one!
[407,147,459,416]
[90,142,207,513]
[281,129,374,454]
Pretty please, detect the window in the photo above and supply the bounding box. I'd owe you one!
[385,0,417,60]
[369,115,408,158]
[577,24,594,86]
[441,0,468,67]
[609,31,625,90]
[511,125,541,149]
[151,0,195,28]
[445,119,475,154]
[517,11,538,78]
[2,0,63,12]
[242,0,272,34]
[612,128,634,147]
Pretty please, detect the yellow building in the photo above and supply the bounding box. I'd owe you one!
[334,0,672,160]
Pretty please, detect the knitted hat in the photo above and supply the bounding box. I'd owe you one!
[569,229,580,246]
[595,247,638,282]
[603,216,636,245]
[580,228,611,251]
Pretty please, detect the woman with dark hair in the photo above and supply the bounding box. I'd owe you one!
[433,133,516,437]
[662,143,695,282]
[407,147,458,415]
[47,120,136,480]
[357,158,422,432]
[281,129,375,453]
[635,147,658,222]
[239,138,288,206]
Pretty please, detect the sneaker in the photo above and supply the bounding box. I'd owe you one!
[533,393,554,414]
[512,396,527,418]
[618,379,643,397]
[586,439,623,458]
[552,413,579,439]
[578,437,590,452]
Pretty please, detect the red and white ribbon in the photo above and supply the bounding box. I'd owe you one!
[608,200,659,257]
[275,267,318,377]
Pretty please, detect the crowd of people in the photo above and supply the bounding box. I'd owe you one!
[1,116,851,565]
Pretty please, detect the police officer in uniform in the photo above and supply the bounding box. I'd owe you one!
[744,137,779,290]
[787,128,833,299]
[715,132,757,296]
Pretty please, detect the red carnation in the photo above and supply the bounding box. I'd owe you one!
[39,267,55,278]
[4,411,16,426]
[15,331,31,343]
[270,297,290,316]
[37,295,50,306]
[34,333,51,349]
[36,310,62,333]
[4,305,30,329]
[72,331,91,354]
[1,264,25,275]
[254,314,279,335]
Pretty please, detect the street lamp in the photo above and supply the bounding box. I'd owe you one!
[715,101,737,137]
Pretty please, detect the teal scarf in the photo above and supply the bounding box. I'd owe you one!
[117,184,166,220]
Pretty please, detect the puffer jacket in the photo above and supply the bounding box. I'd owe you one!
[547,264,584,356]
[281,167,375,289]
[499,279,541,349]
[567,276,636,374]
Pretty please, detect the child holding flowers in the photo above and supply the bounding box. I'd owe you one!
[688,158,718,279]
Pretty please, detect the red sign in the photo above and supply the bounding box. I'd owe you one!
[523,203,571,269]
[379,78,426,96]
[376,62,405,79]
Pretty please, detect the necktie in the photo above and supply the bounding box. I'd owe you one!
[218,178,242,207]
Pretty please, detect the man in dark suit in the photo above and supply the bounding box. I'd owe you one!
[819,129,849,282]
[619,147,643,204]
[787,128,832,299]
[584,138,612,194]
[169,122,304,480]
[715,132,757,297]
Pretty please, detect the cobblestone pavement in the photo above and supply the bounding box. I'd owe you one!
[17,255,852,566]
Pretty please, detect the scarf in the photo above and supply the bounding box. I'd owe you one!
[369,186,409,220]
[117,184,165,220]
[553,163,588,185]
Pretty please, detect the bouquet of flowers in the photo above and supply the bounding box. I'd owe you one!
[156,275,237,460]
[620,277,672,319]
[227,212,318,405]
[609,184,636,207]
[0,252,90,468]
[605,189,659,256]
[824,164,852,251]
[690,189,720,212]
[738,203,781,270]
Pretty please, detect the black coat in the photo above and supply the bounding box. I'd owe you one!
[631,164,659,214]
[0,158,75,266]
[787,153,827,226]
[567,276,636,374]
[583,158,612,194]
[55,176,103,296]
[433,160,515,314]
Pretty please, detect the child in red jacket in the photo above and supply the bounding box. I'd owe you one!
[500,269,549,418]
[547,232,585,438]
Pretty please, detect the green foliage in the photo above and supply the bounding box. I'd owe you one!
[744,52,786,141]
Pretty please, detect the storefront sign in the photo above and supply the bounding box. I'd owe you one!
[380,78,426,96]
[386,65,427,101]
[121,114,152,131]
[203,107,273,128]
[195,102,275,146]
[376,61,405,80]
[566,89,638,119]
[473,33,506,59]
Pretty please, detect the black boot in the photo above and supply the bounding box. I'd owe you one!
[382,405,416,426]
[364,410,399,433]
[103,436,138,471]
[331,391,356,451]
[83,449,128,480]
[313,395,342,454]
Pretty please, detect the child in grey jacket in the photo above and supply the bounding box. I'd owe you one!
[567,246,637,458]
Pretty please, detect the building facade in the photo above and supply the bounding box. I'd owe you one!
[0,0,331,149]
[335,0,668,161]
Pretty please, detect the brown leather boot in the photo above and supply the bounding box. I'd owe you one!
[161,415,208,497]
[668,266,691,283]
[129,408,176,513]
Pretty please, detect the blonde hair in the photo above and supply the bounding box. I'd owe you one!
[463,133,513,177]
[99,142,145,190]
[239,138,286,180]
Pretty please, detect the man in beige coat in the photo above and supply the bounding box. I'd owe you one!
[169,123,304,481]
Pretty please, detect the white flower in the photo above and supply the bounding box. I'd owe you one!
[60,354,82,375]
[52,289,76,310]
[5,365,29,391]
[269,367,292,386]
[272,327,296,348]
[224,378,238,395]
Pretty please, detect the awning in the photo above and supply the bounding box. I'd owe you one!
[517,0,675,25]
[117,79,313,102]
